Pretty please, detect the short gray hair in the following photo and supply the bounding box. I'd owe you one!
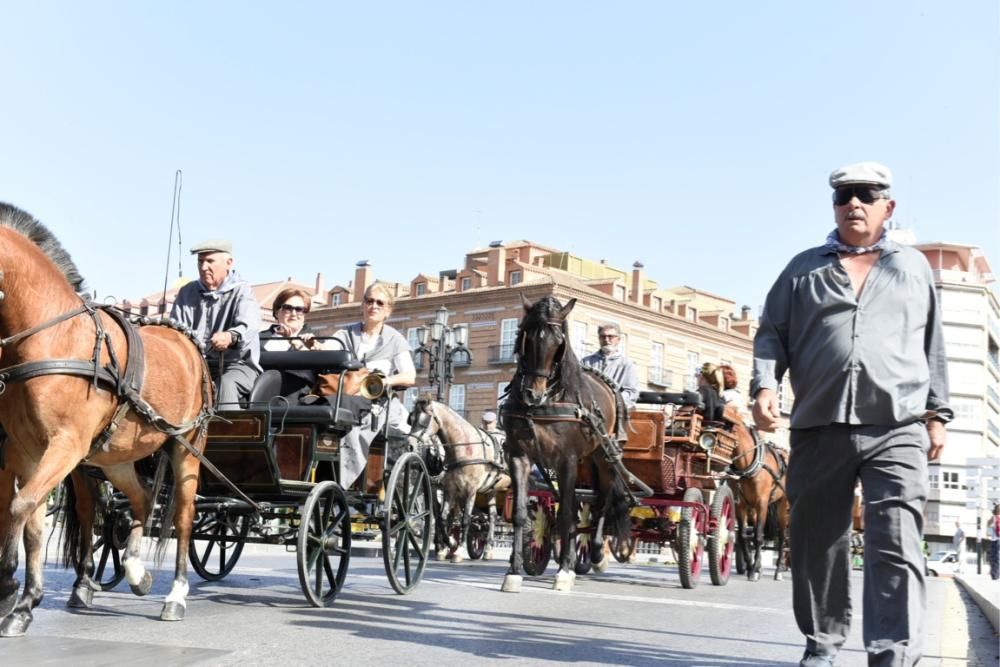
[597,323,620,337]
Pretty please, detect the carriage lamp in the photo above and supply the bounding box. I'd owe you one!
[698,432,717,452]
[414,306,473,404]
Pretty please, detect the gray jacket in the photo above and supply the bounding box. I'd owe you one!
[581,350,639,408]
[170,270,262,373]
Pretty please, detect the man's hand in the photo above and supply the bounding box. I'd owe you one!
[926,420,946,461]
[752,388,781,432]
[209,331,235,351]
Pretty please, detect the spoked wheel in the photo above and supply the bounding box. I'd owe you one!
[521,498,552,576]
[708,485,736,586]
[297,481,352,607]
[574,501,593,575]
[466,510,488,560]
[382,452,433,594]
[189,509,251,581]
[89,506,131,591]
[676,487,704,589]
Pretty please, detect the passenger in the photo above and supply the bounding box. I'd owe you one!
[581,323,638,409]
[697,362,725,422]
[719,364,750,420]
[751,161,951,667]
[170,239,261,407]
[332,282,416,488]
[260,287,326,397]
[481,410,506,455]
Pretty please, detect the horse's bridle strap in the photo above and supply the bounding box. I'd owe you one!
[0,303,92,348]
[0,359,119,388]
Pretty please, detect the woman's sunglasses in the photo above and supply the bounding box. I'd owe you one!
[833,186,890,206]
[279,304,306,314]
[365,298,386,307]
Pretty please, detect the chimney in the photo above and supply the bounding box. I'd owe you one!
[630,261,644,303]
[354,261,373,303]
[315,272,324,296]
[741,305,751,321]
[486,241,506,286]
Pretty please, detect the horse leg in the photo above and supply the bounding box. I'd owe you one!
[66,470,101,609]
[0,502,46,637]
[452,492,475,564]
[484,493,497,561]
[1,447,79,637]
[437,494,454,561]
[749,499,766,582]
[774,496,789,581]
[552,462,578,592]
[591,461,611,574]
[161,437,202,621]
[102,463,155,598]
[501,453,530,593]
[0,467,16,620]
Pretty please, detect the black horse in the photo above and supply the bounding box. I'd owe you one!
[501,295,632,592]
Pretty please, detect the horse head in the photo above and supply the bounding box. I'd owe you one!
[407,396,439,441]
[515,294,576,407]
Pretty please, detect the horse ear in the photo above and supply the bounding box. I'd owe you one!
[520,292,533,313]
[559,298,577,319]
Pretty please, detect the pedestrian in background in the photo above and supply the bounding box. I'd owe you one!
[952,520,966,574]
[752,161,952,667]
[988,504,1000,580]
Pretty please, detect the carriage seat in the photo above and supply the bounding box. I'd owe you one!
[636,390,704,408]
[259,349,362,374]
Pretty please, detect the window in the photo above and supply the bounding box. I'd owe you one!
[332,293,342,306]
[686,307,698,322]
[461,277,472,291]
[928,473,938,490]
[951,397,982,423]
[415,282,426,296]
[778,378,793,414]
[449,384,466,413]
[649,342,665,385]
[497,382,510,410]
[497,317,518,361]
[942,471,960,490]
[651,296,662,312]
[719,317,729,331]
[407,328,423,368]
[509,271,522,286]
[614,284,626,301]
[402,387,418,411]
[571,322,587,359]
[686,351,700,391]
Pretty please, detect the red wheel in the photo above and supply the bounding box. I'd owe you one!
[708,485,735,586]
[676,487,704,589]
[522,499,552,576]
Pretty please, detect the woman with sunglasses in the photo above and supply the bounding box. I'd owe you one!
[332,282,416,488]
[260,288,325,396]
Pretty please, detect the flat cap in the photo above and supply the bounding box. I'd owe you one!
[189,239,233,255]
[829,161,892,189]
[482,411,497,422]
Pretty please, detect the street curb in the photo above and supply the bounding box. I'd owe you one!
[954,574,999,633]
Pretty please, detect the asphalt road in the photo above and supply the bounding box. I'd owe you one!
[3,545,995,667]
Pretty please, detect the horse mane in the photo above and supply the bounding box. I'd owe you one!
[0,202,88,293]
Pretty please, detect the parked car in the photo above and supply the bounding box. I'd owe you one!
[926,550,960,577]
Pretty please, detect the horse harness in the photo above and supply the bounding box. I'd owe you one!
[0,299,214,463]
[410,405,506,485]
[728,427,788,504]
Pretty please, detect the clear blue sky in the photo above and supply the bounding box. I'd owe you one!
[2,2,998,312]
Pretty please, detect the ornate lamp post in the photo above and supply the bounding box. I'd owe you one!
[415,306,471,403]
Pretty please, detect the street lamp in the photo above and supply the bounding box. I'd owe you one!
[415,306,471,403]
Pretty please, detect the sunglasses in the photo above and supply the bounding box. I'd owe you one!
[833,186,889,206]
[599,334,619,340]
[279,304,306,314]
[365,298,387,307]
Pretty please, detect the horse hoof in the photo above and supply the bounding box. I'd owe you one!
[130,571,153,597]
[436,550,449,562]
[484,548,494,562]
[67,585,94,609]
[774,572,784,582]
[501,574,523,593]
[0,611,31,637]
[160,602,186,622]
[749,572,760,582]
[553,570,576,592]
[450,553,464,564]
[0,584,19,619]
[592,554,609,573]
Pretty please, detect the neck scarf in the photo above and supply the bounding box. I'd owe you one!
[824,229,888,255]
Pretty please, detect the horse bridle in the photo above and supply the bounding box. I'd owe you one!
[514,318,568,399]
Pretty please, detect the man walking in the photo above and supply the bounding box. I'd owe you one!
[952,520,966,574]
[752,162,951,667]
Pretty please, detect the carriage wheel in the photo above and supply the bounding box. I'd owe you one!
[676,487,704,589]
[708,485,736,586]
[189,509,250,581]
[574,501,593,575]
[466,510,488,560]
[84,506,131,591]
[521,498,552,576]
[297,481,352,607]
[382,452,433,594]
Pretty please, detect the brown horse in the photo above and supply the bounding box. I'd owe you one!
[729,422,789,582]
[0,203,212,636]
[501,295,632,593]
[408,397,509,562]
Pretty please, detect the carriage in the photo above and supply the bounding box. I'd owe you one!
[514,390,739,590]
[81,349,434,606]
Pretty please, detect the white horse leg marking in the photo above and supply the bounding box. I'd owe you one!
[164,580,189,608]
[124,557,146,587]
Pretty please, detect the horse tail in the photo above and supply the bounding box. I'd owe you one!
[60,475,81,569]
[150,450,174,569]
[604,472,633,544]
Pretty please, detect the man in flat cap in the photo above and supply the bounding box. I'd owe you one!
[171,240,262,406]
[751,162,951,667]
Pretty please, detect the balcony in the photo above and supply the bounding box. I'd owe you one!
[488,343,517,364]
